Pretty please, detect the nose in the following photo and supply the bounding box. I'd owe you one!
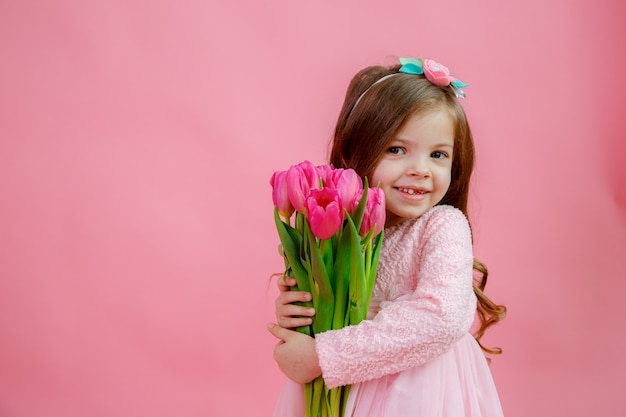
[407,156,431,178]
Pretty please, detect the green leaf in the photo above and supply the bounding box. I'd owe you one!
[321,234,335,280]
[274,208,312,336]
[349,177,369,233]
[363,231,384,314]
[331,220,352,329]
[306,224,334,334]
[274,208,309,291]
[344,214,367,326]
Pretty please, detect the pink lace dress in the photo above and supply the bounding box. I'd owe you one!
[272,205,504,417]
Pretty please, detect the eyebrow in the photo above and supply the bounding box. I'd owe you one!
[391,138,454,148]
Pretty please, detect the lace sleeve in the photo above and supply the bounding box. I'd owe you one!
[315,207,477,388]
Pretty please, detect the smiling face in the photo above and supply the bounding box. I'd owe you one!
[371,108,454,227]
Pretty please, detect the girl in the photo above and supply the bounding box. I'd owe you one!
[268,57,507,417]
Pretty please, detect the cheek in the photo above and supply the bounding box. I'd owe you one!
[436,167,453,190]
[444,168,452,184]
[369,173,381,188]
[369,164,385,188]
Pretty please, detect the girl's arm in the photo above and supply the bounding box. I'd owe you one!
[315,206,476,388]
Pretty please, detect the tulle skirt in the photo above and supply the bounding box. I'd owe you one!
[272,333,504,417]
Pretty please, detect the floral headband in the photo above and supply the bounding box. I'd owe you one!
[351,57,469,112]
[398,57,469,98]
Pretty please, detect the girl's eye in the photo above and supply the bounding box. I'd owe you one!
[388,147,405,155]
[431,151,448,159]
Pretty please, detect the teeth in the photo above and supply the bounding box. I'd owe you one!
[398,187,423,195]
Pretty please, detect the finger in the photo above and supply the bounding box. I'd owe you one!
[277,316,313,329]
[276,303,315,319]
[267,323,294,341]
[275,291,315,328]
[277,275,298,291]
[275,299,315,326]
[275,290,312,307]
[276,304,315,329]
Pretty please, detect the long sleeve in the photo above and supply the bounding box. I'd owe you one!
[315,206,477,389]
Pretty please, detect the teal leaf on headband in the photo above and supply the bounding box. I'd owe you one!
[451,79,469,88]
[399,57,422,67]
[399,63,423,75]
[399,57,424,75]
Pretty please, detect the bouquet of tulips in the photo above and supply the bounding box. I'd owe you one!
[270,160,385,417]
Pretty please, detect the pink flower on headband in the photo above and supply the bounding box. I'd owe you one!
[398,57,469,98]
[422,59,455,87]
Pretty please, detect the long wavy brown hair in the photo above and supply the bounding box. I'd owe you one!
[329,63,506,355]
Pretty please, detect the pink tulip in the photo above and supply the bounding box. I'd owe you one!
[326,168,362,213]
[316,164,334,186]
[270,170,294,219]
[287,160,321,212]
[356,188,386,237]
[306,188,343,240]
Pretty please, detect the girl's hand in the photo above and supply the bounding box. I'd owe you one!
[267,323,322,384]
[275,276,315,329]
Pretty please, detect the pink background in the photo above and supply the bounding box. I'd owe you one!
[1,1,625,416]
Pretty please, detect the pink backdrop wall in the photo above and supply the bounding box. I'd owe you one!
[1,1,625,416]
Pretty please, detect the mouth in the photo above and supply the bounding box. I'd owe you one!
[396,187,429,195]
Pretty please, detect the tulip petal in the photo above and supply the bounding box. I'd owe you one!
[270,170,294,219]
[306,188,344,240]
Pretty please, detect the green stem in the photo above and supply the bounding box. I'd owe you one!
[305,382,312,417]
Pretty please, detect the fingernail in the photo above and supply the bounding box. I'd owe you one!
[267,323,275,329]
[307,308,315,315]
[303,293,312,301]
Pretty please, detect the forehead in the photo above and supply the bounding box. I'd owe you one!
[394,109,455,146]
